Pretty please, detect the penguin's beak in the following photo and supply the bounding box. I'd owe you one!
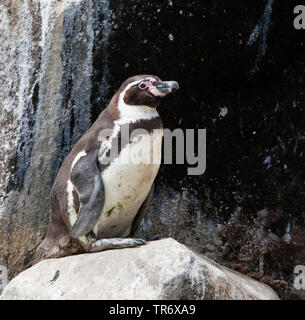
[149,80,180,97]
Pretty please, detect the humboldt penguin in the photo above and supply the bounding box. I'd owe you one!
[33,75,179,263]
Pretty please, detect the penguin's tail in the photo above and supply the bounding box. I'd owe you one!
[28,239,55,267]
[29,235,82,268]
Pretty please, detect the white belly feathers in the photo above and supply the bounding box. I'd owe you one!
[93,128,163,238]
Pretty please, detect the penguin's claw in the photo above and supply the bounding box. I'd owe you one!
[131,238,147,246]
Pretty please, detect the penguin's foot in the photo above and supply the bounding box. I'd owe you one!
[89,238,147,253]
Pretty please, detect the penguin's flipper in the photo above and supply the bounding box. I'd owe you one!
[70,150,104,238]
[129,184,154,236]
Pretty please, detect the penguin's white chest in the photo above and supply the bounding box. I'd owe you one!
[93,128,163,238]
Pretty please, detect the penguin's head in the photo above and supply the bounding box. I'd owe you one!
[119,75,179,109]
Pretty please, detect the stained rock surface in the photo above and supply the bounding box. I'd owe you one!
[1,239,279,300]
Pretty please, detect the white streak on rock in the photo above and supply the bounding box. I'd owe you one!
[248,0,274,70]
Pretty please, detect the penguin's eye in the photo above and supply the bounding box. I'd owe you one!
[138,83,148,90]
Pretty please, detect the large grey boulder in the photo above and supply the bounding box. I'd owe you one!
[1,238,279,300]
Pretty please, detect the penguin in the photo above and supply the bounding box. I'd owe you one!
[33,75,179,263]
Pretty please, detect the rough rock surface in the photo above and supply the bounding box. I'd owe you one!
[0,0,93,280]
[0,0,304,300]
[1,239,279,300]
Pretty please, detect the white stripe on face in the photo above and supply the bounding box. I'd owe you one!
[118,80,160,121]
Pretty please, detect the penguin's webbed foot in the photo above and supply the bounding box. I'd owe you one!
[89,238,147,252]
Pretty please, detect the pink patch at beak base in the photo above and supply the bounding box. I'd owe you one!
[148,86,168,97]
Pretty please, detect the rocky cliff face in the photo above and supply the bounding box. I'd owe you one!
[0,0,94,281]
[0,0,304,299]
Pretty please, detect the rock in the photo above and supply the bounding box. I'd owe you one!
[1,239,279,300]
[0,0,94,279]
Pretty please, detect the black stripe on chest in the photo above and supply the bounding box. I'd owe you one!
[99,117,163,172]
